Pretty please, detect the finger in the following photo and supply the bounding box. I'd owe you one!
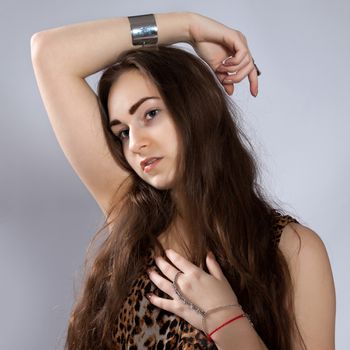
[216,71,228,84]
[222,80,235,96]
[225,84,234,96]
[248,66,259,97]
[216,72,235,95]
[222,61,255,84]
[147,268,177,299]
[154,255,180,283]
[222,30,249,66]
[217,53,251,74]
[165,249,199,274]
[206,251,225,280]
[221,55,233,65]
[146,292,183,315]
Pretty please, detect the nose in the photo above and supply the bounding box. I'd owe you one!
[128,127,149,153]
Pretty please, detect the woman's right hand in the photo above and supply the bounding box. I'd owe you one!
[188,13,259,97]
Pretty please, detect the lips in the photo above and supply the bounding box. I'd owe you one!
[140,157,162,170]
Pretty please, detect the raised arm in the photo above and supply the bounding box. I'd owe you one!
[30,12,258,215]
[30,13,193,215]
[30,13,193,78]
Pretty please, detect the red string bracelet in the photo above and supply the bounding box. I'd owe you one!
[207,313,245,342]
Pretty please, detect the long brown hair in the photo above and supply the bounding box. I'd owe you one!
[65,46,306,350]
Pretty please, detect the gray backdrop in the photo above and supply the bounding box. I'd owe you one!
[1,0,348,349]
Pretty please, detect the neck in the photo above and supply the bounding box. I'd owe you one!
[157,211,190,256]
[170,185,186,218]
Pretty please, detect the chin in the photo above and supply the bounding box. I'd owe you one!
[145,177,175,191]
[135,168,177,190]
[149,182,173,191]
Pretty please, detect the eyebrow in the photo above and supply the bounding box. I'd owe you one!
[109,96,161,128]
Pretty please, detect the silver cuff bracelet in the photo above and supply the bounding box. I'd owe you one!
[128,14,158,46]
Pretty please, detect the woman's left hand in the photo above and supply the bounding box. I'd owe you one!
[146,249,239,333]
[187,13,259,97]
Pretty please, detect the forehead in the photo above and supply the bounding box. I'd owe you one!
[107,69,160,116]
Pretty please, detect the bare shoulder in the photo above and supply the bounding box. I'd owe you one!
[278,222,336,349]
[278,222,326,262]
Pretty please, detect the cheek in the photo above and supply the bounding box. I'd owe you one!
[121,148,134,169]
[124,154,134,169]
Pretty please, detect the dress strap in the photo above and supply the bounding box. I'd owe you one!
[270,210,299,247]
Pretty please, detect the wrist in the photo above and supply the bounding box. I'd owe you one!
[186,12,200,45]
[154,12,194,46]
[205,307,243,340]
[209,313,264,350]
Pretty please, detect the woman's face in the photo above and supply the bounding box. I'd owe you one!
[107,69,180,190]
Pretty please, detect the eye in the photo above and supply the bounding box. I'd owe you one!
[117,129,129,140]
[145,109,159,120]
[115,109,160,141]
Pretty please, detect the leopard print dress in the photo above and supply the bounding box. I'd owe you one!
[112,212,298,349]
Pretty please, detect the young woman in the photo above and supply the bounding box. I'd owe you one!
[31,12,335,350]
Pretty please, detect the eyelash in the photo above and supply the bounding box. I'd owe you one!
[116,109,160,140]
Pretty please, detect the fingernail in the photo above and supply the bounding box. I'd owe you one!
[223,60,233,66]
[222,55,233,65]
[146,293,153,299]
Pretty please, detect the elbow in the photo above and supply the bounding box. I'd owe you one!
[30,32,47,62]
[30,31,55,65]
[30,32,43,50]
